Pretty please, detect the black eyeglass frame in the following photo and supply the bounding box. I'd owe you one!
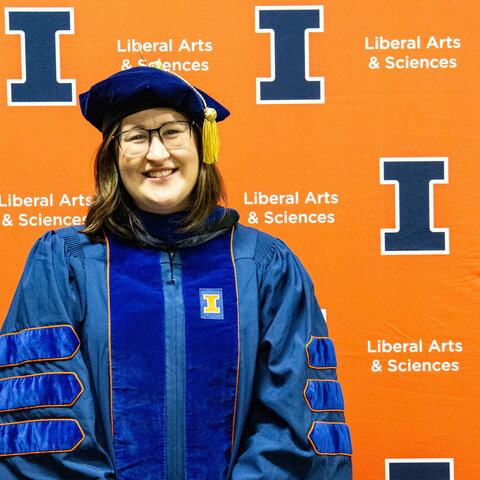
[113,120,196,149]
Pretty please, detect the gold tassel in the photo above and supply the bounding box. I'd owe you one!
[149,60,164,70]
[202,107,219,164]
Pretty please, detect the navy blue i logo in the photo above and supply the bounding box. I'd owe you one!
[5,7,76,105]
[386,459,453,480]
[380,157,449,255]
[255,6,324,103]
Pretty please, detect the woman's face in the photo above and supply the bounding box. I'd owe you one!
[117,108,200,214]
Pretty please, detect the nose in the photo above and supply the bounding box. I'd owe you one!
[146,132,169,161]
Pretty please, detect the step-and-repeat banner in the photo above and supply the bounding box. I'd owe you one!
[0,1,478,478]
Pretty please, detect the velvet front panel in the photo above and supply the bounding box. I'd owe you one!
[108,236,167,479]
[181,230,239,479]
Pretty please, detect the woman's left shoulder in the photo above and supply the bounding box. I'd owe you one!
[232,223,302,269]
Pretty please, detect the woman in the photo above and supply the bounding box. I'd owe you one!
[0,66,352,479]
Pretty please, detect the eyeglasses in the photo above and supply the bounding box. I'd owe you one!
[114,120,195,158]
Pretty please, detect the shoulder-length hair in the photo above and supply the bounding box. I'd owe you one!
[82,120,226,244]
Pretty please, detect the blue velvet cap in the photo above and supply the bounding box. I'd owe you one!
[79,66,230,132]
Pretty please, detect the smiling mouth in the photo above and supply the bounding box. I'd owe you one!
[144,169,177,178]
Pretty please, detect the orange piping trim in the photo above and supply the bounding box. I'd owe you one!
[105,234,114,438]
[229,226,240,450]
[0,372,84,413]
[307,421,352,457]
[303,379,344,413]
[306,335,337,370]
[0,325,80,368]
[0,418,85,457]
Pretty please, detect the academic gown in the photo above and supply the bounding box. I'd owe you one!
[0,208,352,479]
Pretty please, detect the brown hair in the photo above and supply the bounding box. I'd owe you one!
[82,120,226,244]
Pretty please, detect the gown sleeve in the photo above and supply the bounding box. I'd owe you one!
[232,237,353,479]
[0,231,115,479]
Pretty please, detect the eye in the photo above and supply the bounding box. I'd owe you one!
[162,128,182,137]
[122,129,149,143]
[160,122,188,138]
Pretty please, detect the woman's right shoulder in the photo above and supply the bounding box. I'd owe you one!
[32,226,106,265]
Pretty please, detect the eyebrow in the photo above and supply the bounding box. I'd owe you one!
[121,118,188,130]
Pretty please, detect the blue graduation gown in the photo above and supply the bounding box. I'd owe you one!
[0,211,352,479]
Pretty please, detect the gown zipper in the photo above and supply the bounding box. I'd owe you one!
[162,250,185,479]
[168,250,176,284]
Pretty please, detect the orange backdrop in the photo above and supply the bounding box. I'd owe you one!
[0,1,478,478]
